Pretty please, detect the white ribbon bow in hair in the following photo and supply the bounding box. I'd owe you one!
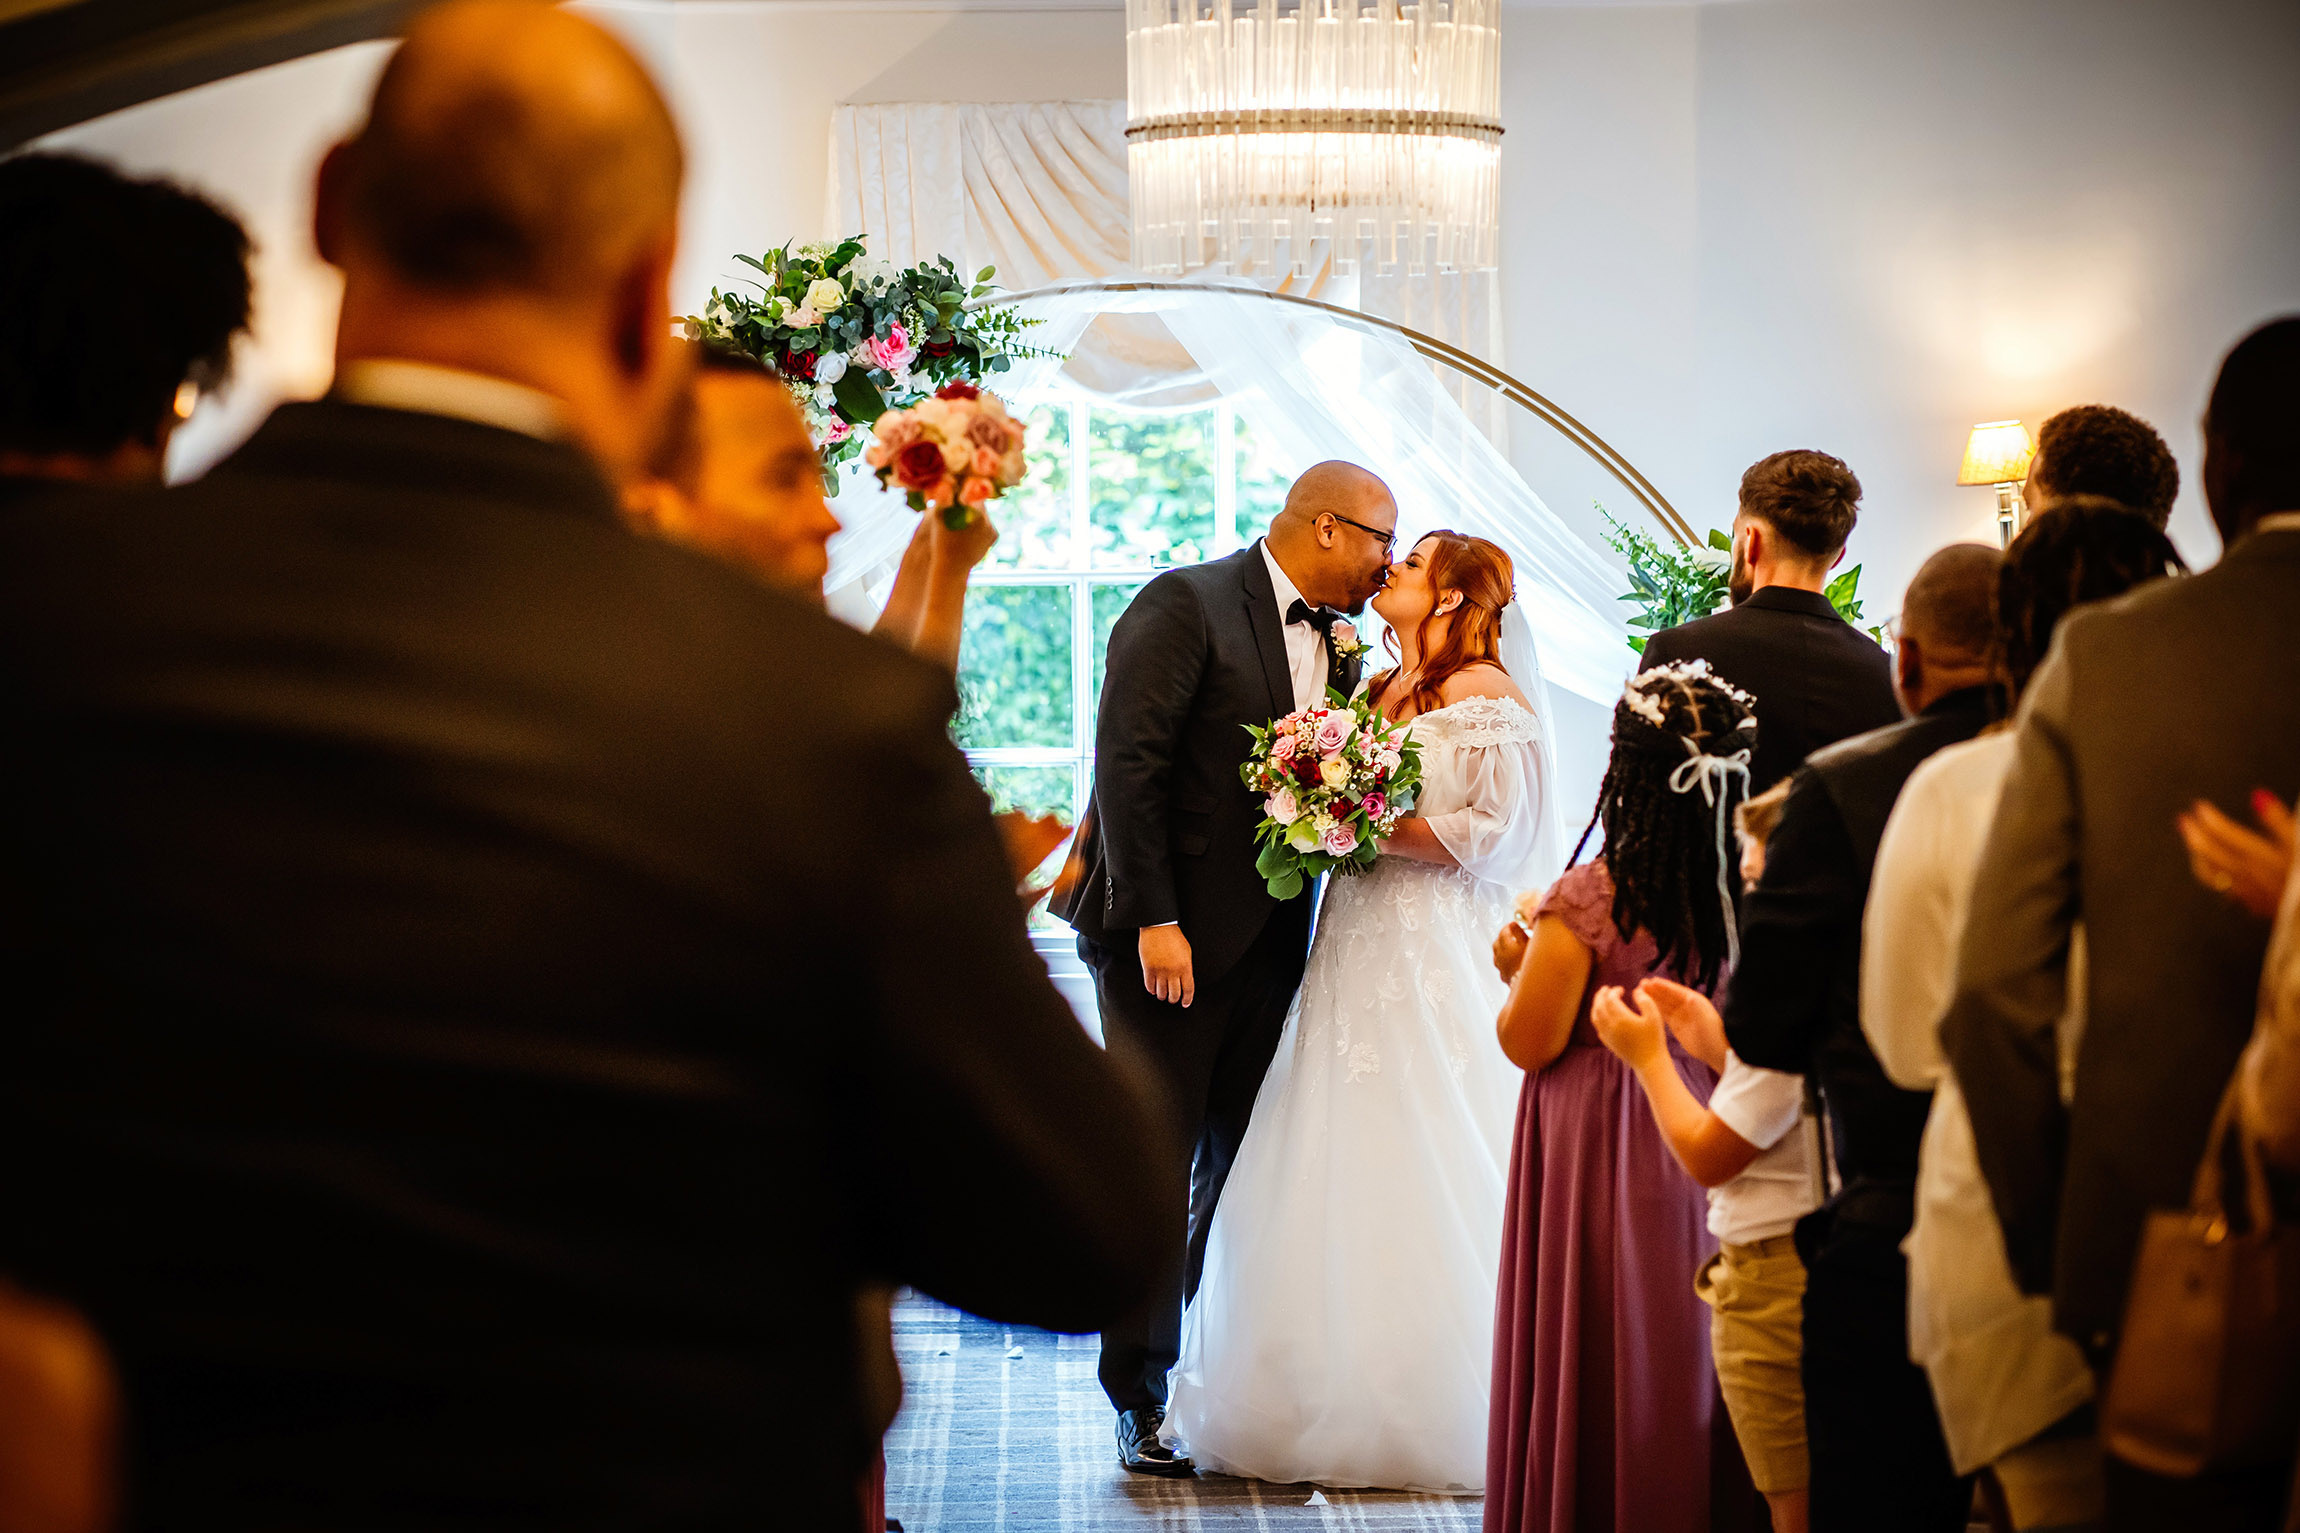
[1669,737,1753,971]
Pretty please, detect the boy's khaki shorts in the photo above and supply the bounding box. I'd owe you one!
[1695,1234,1809,1495]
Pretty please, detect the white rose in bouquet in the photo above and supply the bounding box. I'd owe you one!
[804,278,846,313]
[813,352,848,384]
[788,306,820,330]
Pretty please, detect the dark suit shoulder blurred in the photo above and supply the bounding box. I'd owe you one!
[0,400,1176,1531]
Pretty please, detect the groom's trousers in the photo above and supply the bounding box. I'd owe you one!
[1083,902,1310,1414]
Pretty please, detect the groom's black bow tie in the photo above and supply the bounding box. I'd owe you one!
[1285,599,1340,636]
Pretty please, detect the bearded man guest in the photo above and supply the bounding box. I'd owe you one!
[0,5,1176,1527]
[1056,461,1398,1477]
[1639,450,1900,793]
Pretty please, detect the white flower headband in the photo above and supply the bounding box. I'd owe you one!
[1621,661,1757,970]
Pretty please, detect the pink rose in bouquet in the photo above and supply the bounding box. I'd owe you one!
[858,322,913,374]
[1314,714,1353,755]
[1320,821,1359,857]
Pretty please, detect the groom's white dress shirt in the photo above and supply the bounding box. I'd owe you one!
[1259,539,1329,715]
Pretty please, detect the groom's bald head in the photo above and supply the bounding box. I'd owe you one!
[1268,460,1397,615]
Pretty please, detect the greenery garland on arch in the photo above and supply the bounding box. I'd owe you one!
[687,237,1051,484]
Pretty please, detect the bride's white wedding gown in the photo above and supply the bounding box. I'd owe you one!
[1164,693,1559,1494]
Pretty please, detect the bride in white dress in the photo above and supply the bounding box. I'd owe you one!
[1164,530,1562,1493]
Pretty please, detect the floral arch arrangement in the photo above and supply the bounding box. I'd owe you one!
[687,237,1047,485]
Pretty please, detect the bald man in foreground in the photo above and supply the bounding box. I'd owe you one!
[1054,462,1397,1474]
[0,3,1176,1526]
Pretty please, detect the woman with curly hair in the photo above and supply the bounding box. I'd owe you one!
[1486,659,1758,1533]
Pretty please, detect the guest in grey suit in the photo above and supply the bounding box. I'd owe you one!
[1945,315,2300,1532]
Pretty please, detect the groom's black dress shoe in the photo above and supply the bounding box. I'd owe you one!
[1116,1406,1195,1477]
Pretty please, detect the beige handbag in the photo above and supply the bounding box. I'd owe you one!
[2102,1084,2300,1476]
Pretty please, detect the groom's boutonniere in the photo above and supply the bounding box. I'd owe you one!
[1329,620,1366,660]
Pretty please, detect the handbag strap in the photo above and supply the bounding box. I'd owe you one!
[2189,1073,2280,1237]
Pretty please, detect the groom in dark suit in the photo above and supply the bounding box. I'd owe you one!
[1056,463,1399,1474]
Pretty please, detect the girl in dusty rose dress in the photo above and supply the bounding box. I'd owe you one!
[1485,661,1757,1533]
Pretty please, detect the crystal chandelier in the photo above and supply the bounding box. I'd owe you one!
[1125,0,1502,278]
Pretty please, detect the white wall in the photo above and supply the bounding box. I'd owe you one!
[30,0,2300,592]
[1496,0,2300,598]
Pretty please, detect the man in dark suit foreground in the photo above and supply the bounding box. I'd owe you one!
[1639,449,1900,793]
[0,5,1177,1527]
[1722,543,2003,1532]
[1947,318,2300,1530]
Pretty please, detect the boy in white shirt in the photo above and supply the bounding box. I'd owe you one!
[1591,781,1820,1533]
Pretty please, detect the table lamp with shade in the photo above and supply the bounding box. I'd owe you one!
[1958,420,2036,546]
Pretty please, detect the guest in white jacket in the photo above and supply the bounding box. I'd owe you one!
[1861,499,2183,1533]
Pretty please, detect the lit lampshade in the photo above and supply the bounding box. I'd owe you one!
[1957,420,2035,487]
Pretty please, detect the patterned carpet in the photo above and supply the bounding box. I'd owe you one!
[886,1293,1483,1531]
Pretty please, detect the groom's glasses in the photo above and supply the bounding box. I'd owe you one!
[1325,512,1397,555]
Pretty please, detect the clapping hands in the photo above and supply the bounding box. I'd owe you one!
[2179,789,2295,921]
[1589,984,1667,1071]
[1591,977,1731,1074]
[1637,977,1730,1071]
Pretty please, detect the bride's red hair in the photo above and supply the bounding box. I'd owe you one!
[1368,530,1515,718]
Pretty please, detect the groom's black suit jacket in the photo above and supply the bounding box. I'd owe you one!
[0,401,1178,1530]
[1057,543,1359,985]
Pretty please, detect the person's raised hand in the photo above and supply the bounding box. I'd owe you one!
[1492,918,1531,984]
[1590,985,1666,1071]
[1637,976,1729,1072]
[2180,791,2296,921]
[1139,923,1195,1008]
[928,504,1001,577]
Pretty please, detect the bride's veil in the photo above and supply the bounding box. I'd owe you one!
[1498,602,1569,891]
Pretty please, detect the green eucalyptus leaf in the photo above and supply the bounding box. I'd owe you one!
[833,368,887,423]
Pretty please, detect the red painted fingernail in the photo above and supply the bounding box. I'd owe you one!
[2255,788,2282,819]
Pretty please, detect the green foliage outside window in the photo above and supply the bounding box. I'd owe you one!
[986,404,1071,570]
[1089,410,1215,568]
[955,584,1073,749]
[1234,411,1291,547]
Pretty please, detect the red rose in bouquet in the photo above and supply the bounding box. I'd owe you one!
[783,349,817,380]
[893,440,948,493]
[935,381,980,401]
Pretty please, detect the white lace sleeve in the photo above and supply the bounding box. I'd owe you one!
[1420,699,1556,889]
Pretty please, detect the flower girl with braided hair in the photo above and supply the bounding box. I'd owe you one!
[1486,659,1759,1533]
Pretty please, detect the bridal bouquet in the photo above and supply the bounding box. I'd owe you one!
[864,383,1029,528]
[1239,692,1423,900]
[687,237,1049,484]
